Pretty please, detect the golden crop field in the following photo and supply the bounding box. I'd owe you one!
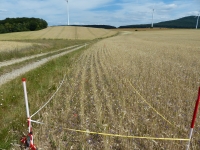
[31,29,200,149]
[0,26,117,40]
[0,41,33,52]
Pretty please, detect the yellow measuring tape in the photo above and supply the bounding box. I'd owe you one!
[64,128,189,141]
[127,80,176,128]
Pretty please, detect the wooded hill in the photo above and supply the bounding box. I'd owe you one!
[119,16,200,29]
[0,17,48,34]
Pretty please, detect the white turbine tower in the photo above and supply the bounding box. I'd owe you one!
[66,0,69,25]
[196,12,199,29]
[151,8,154,28]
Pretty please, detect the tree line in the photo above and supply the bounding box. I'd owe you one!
[56,25,116,29]
[72,25,116,29]
[0,17,48,34]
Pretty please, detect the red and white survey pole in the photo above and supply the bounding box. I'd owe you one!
[21,78,37,150]
[22,78,32,133]
[186,87,200,150]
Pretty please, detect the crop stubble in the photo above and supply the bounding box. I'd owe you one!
[35,30,200,149]
[0,41,33,52]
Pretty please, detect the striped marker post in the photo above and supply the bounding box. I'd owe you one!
[22,78,32,133]
[22,78,38,150]
[186,87,200,150]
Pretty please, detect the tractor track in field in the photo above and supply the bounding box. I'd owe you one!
[79,52,89,127]
[90,51,102,124]
[94,48,111,149]
[0,44,87,87]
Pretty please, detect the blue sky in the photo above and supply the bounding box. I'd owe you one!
[0,0,199,27]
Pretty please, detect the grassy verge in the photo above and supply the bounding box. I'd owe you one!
[0,45,88,149]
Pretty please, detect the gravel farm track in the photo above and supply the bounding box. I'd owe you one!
[0,44,85,86]
[1,27,200,149]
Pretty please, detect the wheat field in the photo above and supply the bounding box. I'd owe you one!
[30,29,200,149]
[0,41,34,52]
[0,26,117,41]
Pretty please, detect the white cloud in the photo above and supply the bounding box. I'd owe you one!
[186,11,199,16]
[0,9,7,12]
[69,0,114,10]
[0,0,199,27]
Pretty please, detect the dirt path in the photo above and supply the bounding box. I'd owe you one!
[0,45,79,68]
[0,44,87,87]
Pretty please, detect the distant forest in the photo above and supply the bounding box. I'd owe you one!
[67,25,117,29]
[0,17,48,34]
[63,16,199,29]
[119,16,200,29]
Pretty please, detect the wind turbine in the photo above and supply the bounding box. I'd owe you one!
[151,4,155,28]
[196,12,199,29]
[66,0,69,25]
[151,8,155,28]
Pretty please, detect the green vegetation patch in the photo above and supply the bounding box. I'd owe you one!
[0,17,48,34]
[0,46,86,149]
